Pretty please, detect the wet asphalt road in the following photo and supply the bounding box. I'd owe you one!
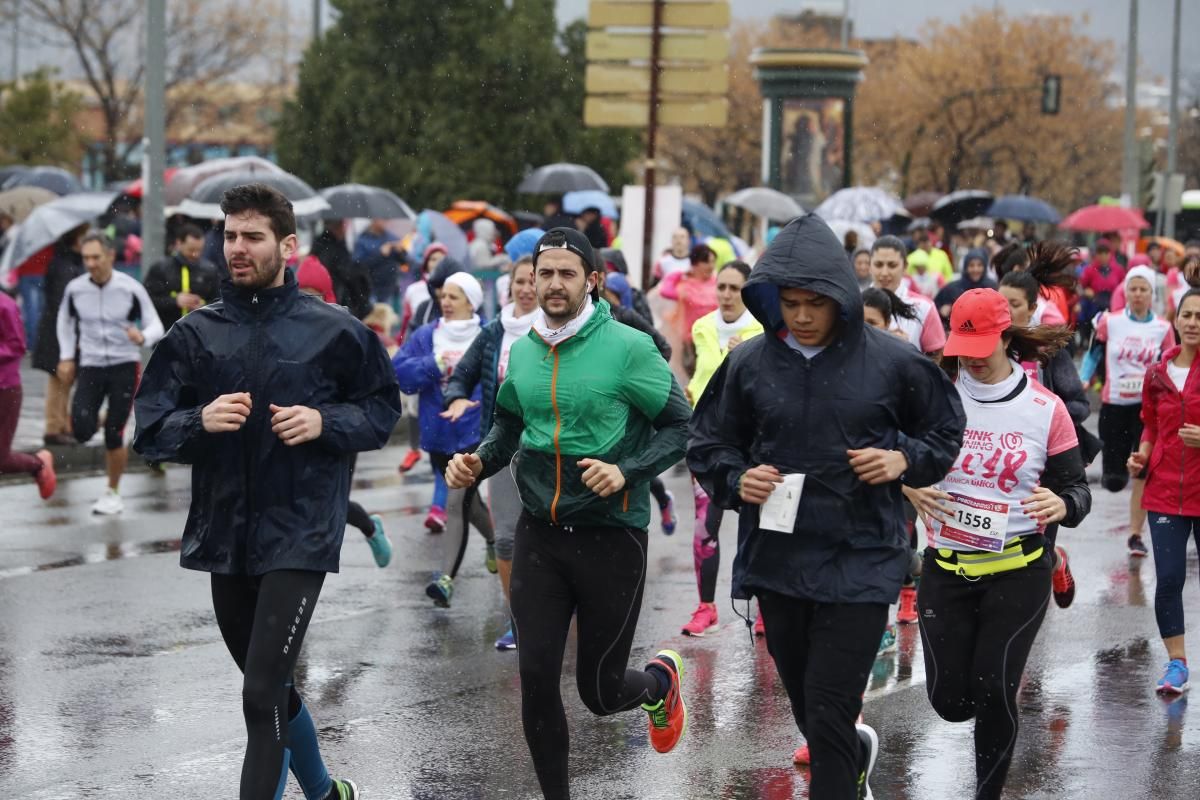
[1,444,1199,799]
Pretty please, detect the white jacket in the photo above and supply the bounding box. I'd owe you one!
[57,271,164,368]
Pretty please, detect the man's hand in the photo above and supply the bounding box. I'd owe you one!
[578,458,626,498]
[55,360,75,384]
[202,392,252,433]
[440,398,480,421]
[1179,424,1200,449]
[269,403,322,445]
[176,292,204,310]
[848,448,908,485]
[738,464,783,505]
[446,453,483,488]
[125,326,146,346]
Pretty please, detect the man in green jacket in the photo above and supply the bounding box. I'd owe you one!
[446,228,691,800]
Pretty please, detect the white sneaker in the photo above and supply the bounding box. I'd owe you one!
[92,490,124,515]
[856,722,879,800]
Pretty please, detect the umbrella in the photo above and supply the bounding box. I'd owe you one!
[723,187,804,222]
[904,190,943,217]
[957,216,995,231]
[930,190,994,225]
[504,227,546,261]
[0,166,30,186]
[444,201,518,239]
[320,183,416,220]
[178,170,331,220]
[0,191,117,280]
[0,186,57,223]
[1059,205,1149,233]
[814,187,903,224]
[563,190,619,219]
[824,219,876,250]
[906,216,931,233]
[122,168,180,199]
[1139,236,1185,257]
[682,199,732,240]
[2,166,84,196]
[987,195,1060,224]
[518,162,609,194]
[417,209,470,262]
[164,156,285,205]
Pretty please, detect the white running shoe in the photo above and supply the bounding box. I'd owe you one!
[92,490,124,515]
[856,722,879,800]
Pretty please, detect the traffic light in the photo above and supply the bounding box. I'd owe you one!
[1041,75,1061,115]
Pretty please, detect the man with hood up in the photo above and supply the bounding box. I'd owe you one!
[688,214,966,799]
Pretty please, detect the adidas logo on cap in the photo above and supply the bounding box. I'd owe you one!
[959,319,976,333]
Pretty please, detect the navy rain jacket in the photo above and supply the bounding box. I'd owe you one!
[133,269,402,575]
[687,214,966,605]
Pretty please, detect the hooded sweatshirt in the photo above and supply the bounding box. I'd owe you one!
[934,248,997,323]
[688,214,966,604]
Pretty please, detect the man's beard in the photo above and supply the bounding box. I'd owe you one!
[539,286,588,325]
[229,250,284,290]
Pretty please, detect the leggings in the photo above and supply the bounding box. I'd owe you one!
[430,450,494,577]
[691,478,724,603]
[1098,402,1143,492]
[649,475,670,510]
[72,362,138,449]
[211,570,328,800]
[1148,514,1200,639]
[345,455,373,538]
[0,386,43,476]
[756,591,887,799]
[917,549,1052,800]
[510,511,663,799]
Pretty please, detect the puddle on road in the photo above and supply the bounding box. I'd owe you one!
[0,539,181,581]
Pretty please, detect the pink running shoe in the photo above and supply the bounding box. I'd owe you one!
[424,505,446,533]
[681,603,718,636]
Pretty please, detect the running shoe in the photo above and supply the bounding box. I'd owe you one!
[896,584,918,624]
[495,626,517,651]
[426,572,453,608]
[329,778,359,799]
[660,490,677,535]
[366,514,392,568]
[146,460,166,476]
[753,613,765,637]
[91,489,124,515]
[792,744,810,765]
[1052,546,1075,609]
[485,541,498,574]
[34,450,56,500]
[643,649,687,753]
[424,505,446,533]
[681,603,718,636]
[856,723,879,800]
[877,623,898,656]
[399,449,421,473]
[1157,659,1190,695]
[1128,534,1149,558]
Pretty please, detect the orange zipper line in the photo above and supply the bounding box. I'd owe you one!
[622,490,629,513]
[550,347,563,523]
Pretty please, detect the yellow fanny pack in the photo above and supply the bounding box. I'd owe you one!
[933,538,1044,578]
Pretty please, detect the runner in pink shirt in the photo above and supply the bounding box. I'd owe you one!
[659,244,719,371]
[868,236,945,357]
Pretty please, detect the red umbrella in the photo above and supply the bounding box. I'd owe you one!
[1059,204,1149,232]
[122,168,179,199]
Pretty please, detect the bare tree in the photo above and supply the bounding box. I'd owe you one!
[20,0,276,182]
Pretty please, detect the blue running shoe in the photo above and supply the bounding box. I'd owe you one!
[495,626,517,651]
[661,490,678,536]
[426,572,453,608]
[877,623,897,656]
[1157,659,1190,695]
[366,515,392,568]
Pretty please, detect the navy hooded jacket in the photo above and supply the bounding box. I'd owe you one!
[132,269,402,575]
[687,214,966,604]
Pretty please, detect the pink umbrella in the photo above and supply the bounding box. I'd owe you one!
[1059,205,1149,232]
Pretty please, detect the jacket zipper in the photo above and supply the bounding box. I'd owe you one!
[246,292,261,534]
[549,346,562,523]
[1178,369,1187,515]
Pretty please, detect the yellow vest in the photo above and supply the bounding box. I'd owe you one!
[687,310,764,406]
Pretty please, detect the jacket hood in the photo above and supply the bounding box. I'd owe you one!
[960,248,994,290]
[600,247,629,275]
[742,213,863,343]
[428,257,466,291]
[604,272,633,308]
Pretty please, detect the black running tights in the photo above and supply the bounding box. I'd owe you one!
[212,570,325,800]
[510,511,662,800]
[917,550,1051,800]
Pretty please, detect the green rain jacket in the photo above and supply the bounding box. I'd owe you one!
[476,299,690,529]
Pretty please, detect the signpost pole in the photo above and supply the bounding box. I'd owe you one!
[641,0,664,294]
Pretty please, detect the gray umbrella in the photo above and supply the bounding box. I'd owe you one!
[320,183,416,220]
[517,162,609,194]
[178,170,331,220]
[723,187,804,222]
[0,191,116,281]
[814,187,904,223]
[2,166,84,196]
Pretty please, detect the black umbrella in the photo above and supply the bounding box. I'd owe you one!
[2,166,84,196]
[929,190,994,226]
[320,183,415,220]
[517,162,609,194]
[178,170,331,220]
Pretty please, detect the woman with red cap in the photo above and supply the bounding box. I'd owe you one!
[905,288,1092,800]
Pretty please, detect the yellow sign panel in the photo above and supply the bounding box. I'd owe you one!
[588,1,731,29]
[585,63,729,95]
[586,31,729,62]
[584,96,729,128]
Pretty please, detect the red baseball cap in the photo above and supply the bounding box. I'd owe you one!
[943,288,1012,359]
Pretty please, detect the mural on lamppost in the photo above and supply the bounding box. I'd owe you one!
[780,98,845,199]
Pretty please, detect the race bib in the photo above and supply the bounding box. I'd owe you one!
[1117,376,1144,397]
[760,473,805,533]
[938,493,1010,552]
